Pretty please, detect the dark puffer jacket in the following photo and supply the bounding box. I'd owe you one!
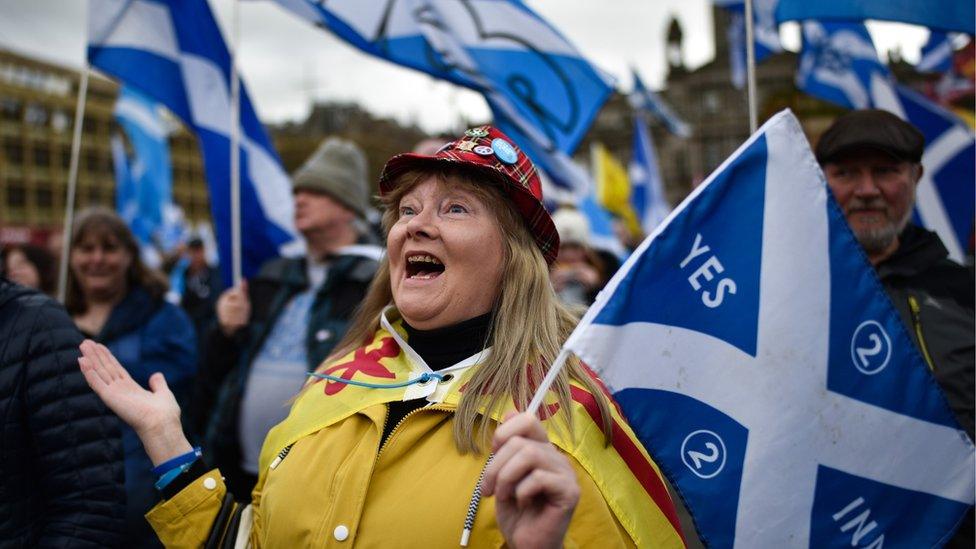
[0,278,125,547]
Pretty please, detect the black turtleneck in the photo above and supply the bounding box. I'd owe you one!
[381,312,493,444]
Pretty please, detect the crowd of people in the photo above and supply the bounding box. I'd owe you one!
[0,113,972,547]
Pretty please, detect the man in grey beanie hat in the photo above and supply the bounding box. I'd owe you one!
[194,137,382,499]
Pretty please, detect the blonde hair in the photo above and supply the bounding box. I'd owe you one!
[325,167,613,453]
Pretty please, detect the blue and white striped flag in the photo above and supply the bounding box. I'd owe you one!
[88,0,302,284]
[629,114,670,234]
[918,32,954,74]
[628,70,690,138]
[113,86,172,250]
[798,21,975,261]
[715,0,783,89]
[269,0,613,196]
[777,0,975,35]
[566,110,974,547]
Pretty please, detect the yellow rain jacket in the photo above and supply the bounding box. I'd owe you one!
[146,310,684,548]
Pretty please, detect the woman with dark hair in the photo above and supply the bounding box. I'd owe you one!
[1,243,57,295]
[78,129,683,547]
[67,207,197,548]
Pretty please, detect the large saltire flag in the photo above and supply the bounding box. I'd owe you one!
[565,110,975,547]
[777,0,975,35]
[591,142,641,240]
[269,0,613,196]
[798,21,975,261]
[88,0,303,284]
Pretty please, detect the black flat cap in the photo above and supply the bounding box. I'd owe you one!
[815,109,925,164]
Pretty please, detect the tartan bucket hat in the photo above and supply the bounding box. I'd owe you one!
[379,125,559,265]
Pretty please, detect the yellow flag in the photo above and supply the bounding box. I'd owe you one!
[592,142,642,239]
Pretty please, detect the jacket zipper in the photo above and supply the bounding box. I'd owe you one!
[269,442,295,470]
[908,295,936,371]
[376,404,450,460]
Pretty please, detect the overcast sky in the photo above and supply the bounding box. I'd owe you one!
[0,0,931,134]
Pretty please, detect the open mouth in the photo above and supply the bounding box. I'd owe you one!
[405,253,445,280]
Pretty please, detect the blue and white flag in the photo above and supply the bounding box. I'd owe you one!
[579,193,628,260]
[566,110,974,547]
[113,85,172,248]
[88,0,302,284]
[715,0,783,88]
[797,21,887,110]
[628,70,690,138]
[874,84,975,262]
[629,114,670,234]
[798,21,975,261]
[777,0,975,35]
[270,0,613,195]
[918,31,954,74]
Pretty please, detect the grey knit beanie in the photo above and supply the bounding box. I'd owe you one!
[291,137,371,219]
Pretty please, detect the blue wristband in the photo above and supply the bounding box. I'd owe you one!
[151,447,202,476]
[155,461,195,491]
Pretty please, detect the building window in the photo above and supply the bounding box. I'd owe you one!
[3,139,23,164]
[703,90,721,114]
[7,181,26,207]
[33,145,51,167]
[61,147,72,169]
[24,103,48,126]
[51,110,70,133]
[0,98,21,121]
[35,184,53,208]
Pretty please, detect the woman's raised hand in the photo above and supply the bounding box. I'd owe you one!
[78,340,192,465]
[483,412,580,549]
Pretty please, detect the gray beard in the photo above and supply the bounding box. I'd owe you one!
[851,205,914,254]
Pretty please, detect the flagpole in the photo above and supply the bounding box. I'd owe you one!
[744,0,758,132]
[57,66,90,302]
[229,0,243,287]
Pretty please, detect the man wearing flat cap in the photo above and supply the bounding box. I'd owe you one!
[193,138,383,498]
[818,110,974,545]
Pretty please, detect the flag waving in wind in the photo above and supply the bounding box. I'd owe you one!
[88,0,302,284]
[777,0,975,35]
[270,0,613,195]
[565,110,974,547]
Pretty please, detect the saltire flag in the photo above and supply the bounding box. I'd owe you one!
[88,0,303,285]
[798,21,975,261]
[268,0,613,196]
[112,86,171,248]
[629,114,670,235]
[714,0,784,89]
[591,142,641,240]
[565,110,975,547]
[628,70,691,138]
[776,0,975,35]
[918,31,955,74]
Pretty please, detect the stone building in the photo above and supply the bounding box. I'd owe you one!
[0,48,210,245]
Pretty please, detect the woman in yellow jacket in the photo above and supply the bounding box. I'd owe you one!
[79,126,685,548]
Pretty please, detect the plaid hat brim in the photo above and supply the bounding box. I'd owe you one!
[379,150,559,265]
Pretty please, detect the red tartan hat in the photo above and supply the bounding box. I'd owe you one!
[379,125,559,265]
